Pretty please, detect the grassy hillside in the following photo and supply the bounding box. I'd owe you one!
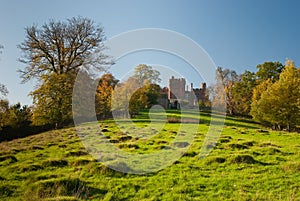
[0,111,300,200]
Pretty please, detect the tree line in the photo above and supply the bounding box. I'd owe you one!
[0,16,299,141]
[213,60,300,131]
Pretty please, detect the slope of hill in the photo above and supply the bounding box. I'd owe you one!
[0,111,299,200]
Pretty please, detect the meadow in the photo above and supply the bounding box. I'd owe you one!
[0,110,299,200]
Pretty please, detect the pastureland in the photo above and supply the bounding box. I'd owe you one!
[0,110,299,200]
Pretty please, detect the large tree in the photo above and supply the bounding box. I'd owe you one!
[18,16,109,81]
[18,16,110,127]
[214,67,239,115]
[133,64,161,87]
[251,60,300,131]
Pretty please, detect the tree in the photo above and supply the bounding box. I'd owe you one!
[232,70,257,116]
[256,61,283,82]
[251,60,300,131]
[18,16,110,127]
[0,101,32,131]
[112,77,139,118]
[18,16,109,81]
[31,73,75,127]
[129,83,161,116]
[7,103,32,129]
[213,67,239,115]
[95,73,118,119]
[133,64,161,87]
[112,64,162,118]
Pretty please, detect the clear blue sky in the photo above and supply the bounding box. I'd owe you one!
[0,0,300,105]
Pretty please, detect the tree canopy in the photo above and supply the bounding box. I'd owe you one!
[18,16,110,82]
[251,60,300,131]
[213,67,239,115]
[133,64,161,87]
[256,61,283,82]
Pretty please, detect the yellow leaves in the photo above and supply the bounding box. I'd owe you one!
[250,63,300,130]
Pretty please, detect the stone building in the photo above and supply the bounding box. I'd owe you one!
[158,76,207,109]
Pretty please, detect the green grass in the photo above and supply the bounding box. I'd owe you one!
[0,110,300,200]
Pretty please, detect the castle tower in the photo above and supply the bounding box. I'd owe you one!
[168,76,186,100]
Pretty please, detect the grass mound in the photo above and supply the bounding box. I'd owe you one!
[42,159,68,167]
[32,177,107,199]
[0,155,17,163]
[231,154,257,164]
[205,156,226,164]
[20,164,43,172]
[228,143,249,149]
[66,150,89,157]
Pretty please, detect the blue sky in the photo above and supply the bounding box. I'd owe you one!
[0,0,300,105]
